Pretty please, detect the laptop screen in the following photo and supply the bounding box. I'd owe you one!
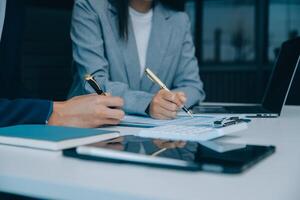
[262,38,300,114]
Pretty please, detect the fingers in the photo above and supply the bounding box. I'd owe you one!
[54,94,126,128]
[150,90,189,120]
[153,113,173,120]
[95,96,124,108]
[160,90,187,108]
[99,107,125,120]
[151,105,177,119]
[159,99,178,112]
[101,118,123,125]
[158,108,177,119]
[175,92,187,105]
[88,95,125,124]
[160,90,182,108]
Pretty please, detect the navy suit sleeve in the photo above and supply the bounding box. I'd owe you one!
[0,99,53,127]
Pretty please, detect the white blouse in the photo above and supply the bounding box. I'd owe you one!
[129,7,153,78]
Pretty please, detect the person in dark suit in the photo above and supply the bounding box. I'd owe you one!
[0,0,125,128]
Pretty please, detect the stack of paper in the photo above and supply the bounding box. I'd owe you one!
[121,115,249,142]
[136,123,248,141]
[120,115,223,127]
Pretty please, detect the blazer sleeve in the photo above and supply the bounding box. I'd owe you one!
[171,13,206,108]
[0,99,53,127]
[70,0,154,116]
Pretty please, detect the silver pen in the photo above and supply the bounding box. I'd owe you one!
[145,68,194,118]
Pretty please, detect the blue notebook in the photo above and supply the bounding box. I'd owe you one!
[0,125,120,151]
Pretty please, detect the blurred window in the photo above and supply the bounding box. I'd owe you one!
[269,0,300,61]
[201,0,255,64]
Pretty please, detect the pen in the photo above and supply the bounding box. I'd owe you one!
[145,68,194,118]
[151,148,168,157]
[85,75,106,96]
[213,117,251,128]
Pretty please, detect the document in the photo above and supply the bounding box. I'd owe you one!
[136,123,248,141]
[120,115,222,127]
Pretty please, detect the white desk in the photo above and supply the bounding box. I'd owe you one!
[0,106,300,200]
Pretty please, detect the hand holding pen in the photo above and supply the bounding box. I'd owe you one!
[85,75,106,96]
[145,68,194,119]
[84,74,125,124]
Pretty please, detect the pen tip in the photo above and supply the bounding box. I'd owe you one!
[188,111,194,118]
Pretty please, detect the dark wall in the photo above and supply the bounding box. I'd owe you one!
[0,0,25,98]
[21,0,73,101]
[14,0,300,104]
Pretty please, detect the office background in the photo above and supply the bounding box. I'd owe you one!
[11,0,300,104]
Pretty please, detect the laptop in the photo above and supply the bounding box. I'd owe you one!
[193,38,300,117]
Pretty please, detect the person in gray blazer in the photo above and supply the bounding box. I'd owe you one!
[69,0,205,119]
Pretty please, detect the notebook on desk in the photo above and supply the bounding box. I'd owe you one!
[0,125,120,151]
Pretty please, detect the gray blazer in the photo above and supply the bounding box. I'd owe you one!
[69,0,205,115]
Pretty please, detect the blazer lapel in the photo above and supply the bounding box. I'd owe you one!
[107,3,141,90]
[141,3,173,91]
[106,4,120,45]
[121,21,141,90]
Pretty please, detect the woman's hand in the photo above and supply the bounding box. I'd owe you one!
[149,90,187,120]
[48,94,125,128]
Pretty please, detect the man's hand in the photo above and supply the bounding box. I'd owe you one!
[48,94,125,128]
[149,90,187,120]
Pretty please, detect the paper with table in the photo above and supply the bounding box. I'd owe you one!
[120,115,223,127]
[121,115,249,142]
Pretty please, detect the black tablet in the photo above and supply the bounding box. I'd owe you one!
[63,136,275,174]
